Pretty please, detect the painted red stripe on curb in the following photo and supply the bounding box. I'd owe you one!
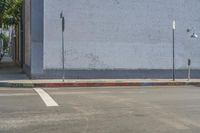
[33,82,189,88]
[2,81,200,88]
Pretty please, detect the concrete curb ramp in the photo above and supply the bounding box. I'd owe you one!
[0,81,200,88]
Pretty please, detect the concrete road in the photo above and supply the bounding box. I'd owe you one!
[0,86,200,133]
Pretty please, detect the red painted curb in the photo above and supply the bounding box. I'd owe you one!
[33,82,190,88]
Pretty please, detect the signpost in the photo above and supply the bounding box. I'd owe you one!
[187,27,198,80]
[188,59,191,81]
[60,11,65,82]
[172,20,176,81]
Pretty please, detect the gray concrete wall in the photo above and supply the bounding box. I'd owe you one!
[43,0,200,70]
[30,0,44,75]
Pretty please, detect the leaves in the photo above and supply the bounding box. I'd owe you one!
[0,32,9,50]
[0,0,22,26]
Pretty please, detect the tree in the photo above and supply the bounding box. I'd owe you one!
[0,0,7,27]
[0,0,23,27]
[0,0,22,56]
[0,33,9,50]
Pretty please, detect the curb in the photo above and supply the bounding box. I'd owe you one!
[0,81,200,88]
[34,82,185,88]
[0,82,34,88]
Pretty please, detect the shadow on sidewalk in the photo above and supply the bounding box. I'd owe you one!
[0,62,28,81]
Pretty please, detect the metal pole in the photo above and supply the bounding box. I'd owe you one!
[188,64,191,81]
[188,59,191,81]
[62,24,65,82]
[60,12,65,82]
[172,20,175,81]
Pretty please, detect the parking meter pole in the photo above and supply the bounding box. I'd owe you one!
[188,59,191,81]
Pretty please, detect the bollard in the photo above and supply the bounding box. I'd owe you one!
[188,59,191,81]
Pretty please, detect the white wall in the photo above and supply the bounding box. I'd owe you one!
[44,0,200,70]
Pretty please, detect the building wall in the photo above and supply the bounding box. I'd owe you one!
[43,0,200,71]
[30,0,44,75]
[29,0,200,78]
[24,0,31,67]
[23,0,44,78]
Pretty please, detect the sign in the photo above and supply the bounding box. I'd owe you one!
[173,20,176,30]
[188,59,191,66]
[60,12,65,32]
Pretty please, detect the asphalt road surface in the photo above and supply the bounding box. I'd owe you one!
[0,86,200,133]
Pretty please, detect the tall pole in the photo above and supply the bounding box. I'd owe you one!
[187,59,191,81]
[172,20,175,81]
[60,11,65,82]
[0,26,3,56]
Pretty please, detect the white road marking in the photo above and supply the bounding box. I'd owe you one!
[33,88,59,107]
[179,118,200,128]
[158,118,190,130]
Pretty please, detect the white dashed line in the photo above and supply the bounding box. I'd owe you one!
[34,88,59,107]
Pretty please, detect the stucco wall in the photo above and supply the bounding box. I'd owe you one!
[43,0,200,70]
[30,0,44,74]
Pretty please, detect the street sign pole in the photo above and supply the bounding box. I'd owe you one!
[60,11,65,82]
[172,20,175,81]
[188,59,191,81]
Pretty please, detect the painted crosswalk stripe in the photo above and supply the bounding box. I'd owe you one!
[34,88,59,107]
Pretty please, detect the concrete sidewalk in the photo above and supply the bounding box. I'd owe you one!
[0,63,199,88]
[1,59,200,88]
[0,78,200,88]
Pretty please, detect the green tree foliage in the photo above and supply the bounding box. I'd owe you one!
[0,33,9,50]
[0,0,23,27]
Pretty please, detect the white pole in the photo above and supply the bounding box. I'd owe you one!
[172,20,176,81]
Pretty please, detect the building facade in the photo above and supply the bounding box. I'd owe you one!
[24,0,200,79]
